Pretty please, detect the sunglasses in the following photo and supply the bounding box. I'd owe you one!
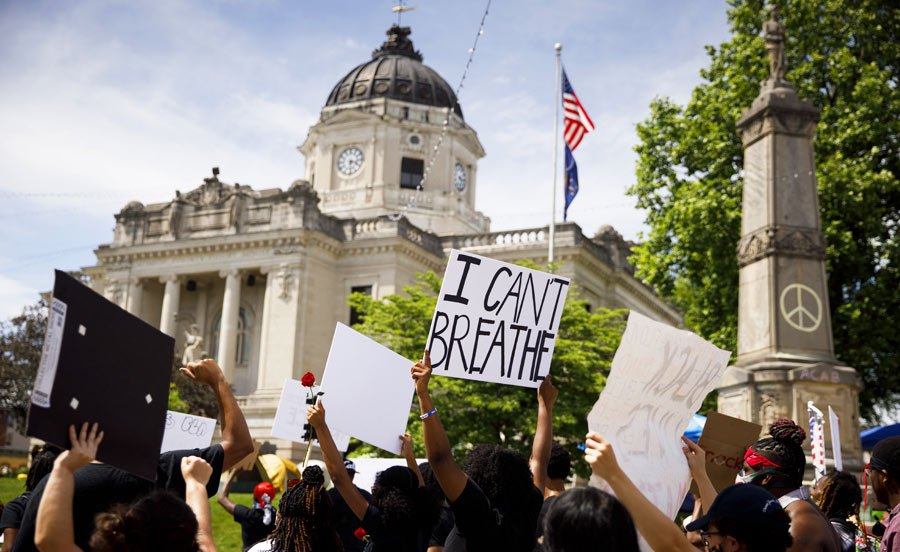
[699,531,721,547]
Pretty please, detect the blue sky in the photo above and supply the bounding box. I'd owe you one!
[0,0,733,319]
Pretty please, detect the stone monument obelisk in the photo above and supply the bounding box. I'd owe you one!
[716,6,863,474]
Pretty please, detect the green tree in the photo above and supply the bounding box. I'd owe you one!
[629,0,900,420]
[0,299,47,431]
[347,268,627,478]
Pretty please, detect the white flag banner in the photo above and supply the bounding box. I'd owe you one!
[808,401,827,481]
[272,380,350,452]
[587,311,730,552]
[426,249,570,389]
[160,411,216,453]
[828,405,843,472]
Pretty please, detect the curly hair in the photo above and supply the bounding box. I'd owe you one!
[418,461,445,503]
[750,419,807,487]
[26,444,62,492]
[463,445,542,550]
[89,491,199,552]
[371,466,439,536]
[817,471,862,521]
[547,443,572,481]
[544,487,639,552]
[271,465,342,552]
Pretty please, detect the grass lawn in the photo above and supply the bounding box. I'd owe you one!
[1,476,277,552]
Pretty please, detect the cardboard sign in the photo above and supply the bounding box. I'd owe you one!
[690,412,762,494]
[160,410,216,453]
[829,405,843,472]
[587,311,730,551]
[28,270,173,480]
[426,250,571,388]
[319,323,415,455]
[272,380,350,452]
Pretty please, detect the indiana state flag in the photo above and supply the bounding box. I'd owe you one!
[564,144,578,222]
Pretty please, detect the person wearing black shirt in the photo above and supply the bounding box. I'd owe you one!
[328,459,373,552]
[12,358,254,552]
[217,469,277,550]
[411,350,556,552]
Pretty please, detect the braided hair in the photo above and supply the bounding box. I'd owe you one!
[816,471,862,521]
[270,465,343,552]
[750,419,807,487]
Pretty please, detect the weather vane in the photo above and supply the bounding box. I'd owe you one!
[392,0,416,26]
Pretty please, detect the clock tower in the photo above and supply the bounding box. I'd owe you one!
[299,25,489,235]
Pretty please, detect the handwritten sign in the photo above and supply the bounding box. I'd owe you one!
[691,411,761,494]
[319,323,415,455]
[587,311,730,552]
[272,379,350,452]
[426,250,571,388]
[160,411,216,453]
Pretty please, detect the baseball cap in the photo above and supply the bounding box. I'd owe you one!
[344,459,357,473]
[685,484,785,532]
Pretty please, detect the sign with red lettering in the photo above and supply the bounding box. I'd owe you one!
[692,411,762,494]
[426,250,571,388]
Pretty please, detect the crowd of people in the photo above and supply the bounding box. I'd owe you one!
[1,353,898,552]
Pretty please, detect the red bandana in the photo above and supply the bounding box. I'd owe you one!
[744,448,782,469]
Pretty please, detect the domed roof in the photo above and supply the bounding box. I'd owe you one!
[325,25,463,119]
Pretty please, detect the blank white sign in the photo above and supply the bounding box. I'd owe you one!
[320,323,416,455]
[272,380,350,452]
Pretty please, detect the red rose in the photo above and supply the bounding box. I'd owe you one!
[301,372,315,387]
[353,527,367,540]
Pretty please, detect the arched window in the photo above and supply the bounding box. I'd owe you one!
[211,307,251,365]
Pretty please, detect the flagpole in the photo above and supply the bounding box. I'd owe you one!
[549,43,561,266]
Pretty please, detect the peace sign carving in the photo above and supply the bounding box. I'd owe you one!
[779,283,823,333]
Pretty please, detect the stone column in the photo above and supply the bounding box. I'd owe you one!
[126,278,144,317]
[159,275,182,337]
[256,262,303,391]
[217,269,242,384]
[717,13,863,474]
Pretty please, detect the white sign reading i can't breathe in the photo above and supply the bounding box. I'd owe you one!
[426,250,571,388]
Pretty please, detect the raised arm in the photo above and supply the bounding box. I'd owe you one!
[400,433,425,487]
[412,350,468,502]
[530,376,558,495]
[35,423,103,552]
[307,400,370,521]
[215,468,239,515]
[585,432,696,552]
[182,456,218,552]
[681,436,717,514]
[181,359,253,470]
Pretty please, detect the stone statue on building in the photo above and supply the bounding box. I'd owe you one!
[181,324,205,365]
[168,191,185,238]
[763,5,787,82]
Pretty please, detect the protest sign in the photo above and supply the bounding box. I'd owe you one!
[828,405,843,472]
[690,412,761,494]
[426,249,571,388]
[160,411,216,453]
[319,323,415,455]
[808,402,827,481]
[28,270,173,481]
[587,311,730,551]
[272,379,350,452]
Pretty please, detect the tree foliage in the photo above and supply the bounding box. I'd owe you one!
[629,0,900,420]
[347,268,627,478]
[0,300,47,432]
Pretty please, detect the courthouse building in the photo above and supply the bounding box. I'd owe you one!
[82,25,680,453]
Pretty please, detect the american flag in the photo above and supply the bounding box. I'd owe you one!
[562,70,594,151]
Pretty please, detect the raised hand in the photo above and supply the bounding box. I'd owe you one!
[584,432,620,479]
[537,374,558,408]
[57,422,104,473]
[180,358,225,386]
[307,398,327,430]
[400,432,415,460]
[182,455,213,486]
[681,436,708,479]
[411,349,432,395]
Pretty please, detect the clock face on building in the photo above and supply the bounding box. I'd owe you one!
[337,147,364,175]
[454,162,467,192]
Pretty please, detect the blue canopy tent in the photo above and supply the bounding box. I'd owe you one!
[683,413,706,443]
[861,423,900,449]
